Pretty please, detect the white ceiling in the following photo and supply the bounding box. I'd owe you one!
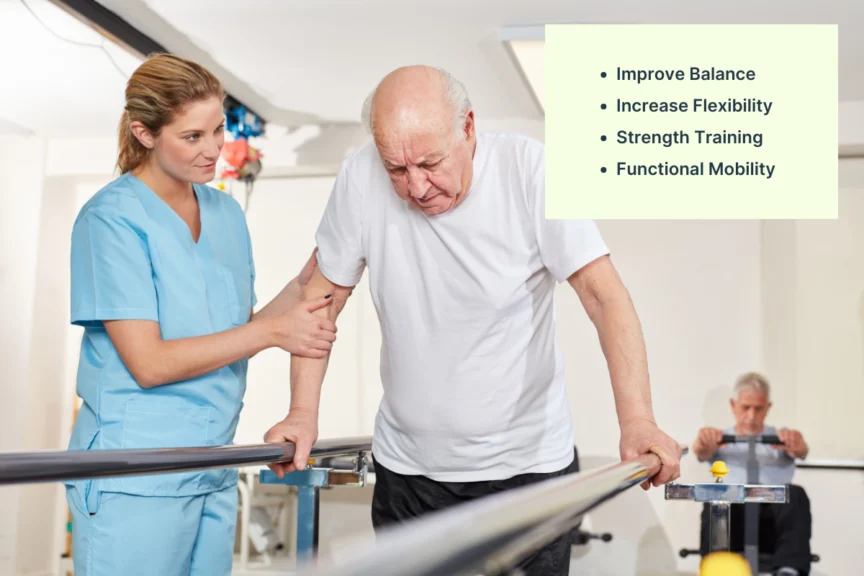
[1,0,862,138]
[143,0,864,121]
[0,0,142,137]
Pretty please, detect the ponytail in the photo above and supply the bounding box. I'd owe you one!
[116,110,149,174]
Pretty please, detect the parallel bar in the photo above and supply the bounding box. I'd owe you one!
[482,470,638,576]
[309,451,677,576]
[0,437,372,486]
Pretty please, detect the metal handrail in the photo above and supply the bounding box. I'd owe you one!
[0,436,373,485]
[0,435,684,576]
[310,450,683,576]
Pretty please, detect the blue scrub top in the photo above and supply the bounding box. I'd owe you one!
[67,172,257,497]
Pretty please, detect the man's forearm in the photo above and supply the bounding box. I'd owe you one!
[592,289,655,426]
[288,354,329,415]
[253,278,303,322]
[285,268,352,417]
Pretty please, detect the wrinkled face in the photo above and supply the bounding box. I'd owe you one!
[730,390,771,434]
[144,96,225,184]
[375,112,475,216]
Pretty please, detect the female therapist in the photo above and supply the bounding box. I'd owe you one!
[66,53,335,575]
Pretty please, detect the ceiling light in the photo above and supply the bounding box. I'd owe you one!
[500,25,545,114]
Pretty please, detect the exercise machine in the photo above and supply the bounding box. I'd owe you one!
[675,434,819,574]
[667,458,787,574]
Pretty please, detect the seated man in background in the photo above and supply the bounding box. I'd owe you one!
[693,372,812,576]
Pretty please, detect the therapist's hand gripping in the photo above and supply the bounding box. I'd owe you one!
[104,251,336,389]
[264,296,336,359]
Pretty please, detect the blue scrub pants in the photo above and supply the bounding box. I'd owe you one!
[66,484,238,576]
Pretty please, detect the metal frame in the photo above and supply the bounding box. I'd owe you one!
[744,435,761,572]
[666,435,790,575]
[666,479,787,555]
[727,433,786,573]
[260,451,369,559]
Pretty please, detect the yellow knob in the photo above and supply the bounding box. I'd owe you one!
[710,461,729,479]
[217,182,225,191]
[699,551,750,575]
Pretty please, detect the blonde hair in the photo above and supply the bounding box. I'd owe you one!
[117,53,224,174]
[733,371,771,401]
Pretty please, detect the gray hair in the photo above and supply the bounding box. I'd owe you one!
[360,67,472,137]
[733,372,771,401]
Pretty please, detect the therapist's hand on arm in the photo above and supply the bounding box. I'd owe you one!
[263,267,355,477]
[104,252,336,389]
[568,255,682,489]
[252,247,320,323]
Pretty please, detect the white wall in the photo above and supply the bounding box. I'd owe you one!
[791,187,864,459]
[14,175,77,576]
[762,162,864,459]
[0,133,114,575]
[0,135,46,575]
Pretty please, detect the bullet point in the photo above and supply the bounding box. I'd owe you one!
[601,135,607,141]
[601,103,607,110]
[601,167,607,173]
[601,72,607,78]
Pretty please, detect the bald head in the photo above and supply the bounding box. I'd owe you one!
[361,66,472,140]
[361,66,477,216]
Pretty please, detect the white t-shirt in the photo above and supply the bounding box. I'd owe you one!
[315,131,610,481]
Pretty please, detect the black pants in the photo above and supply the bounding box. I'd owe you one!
[371,450,580,576]
[700,484,812,574]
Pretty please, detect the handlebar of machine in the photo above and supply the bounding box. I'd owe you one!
[720,434,784,445]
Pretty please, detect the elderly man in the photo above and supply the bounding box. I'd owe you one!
[693,372,812,576]
[263,65,681,575]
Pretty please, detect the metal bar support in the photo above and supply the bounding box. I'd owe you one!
[260,451,369,560]
[744,436,760,574]
[296,485,320,559]
[665,460,787,561]
[708,502,731,551]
